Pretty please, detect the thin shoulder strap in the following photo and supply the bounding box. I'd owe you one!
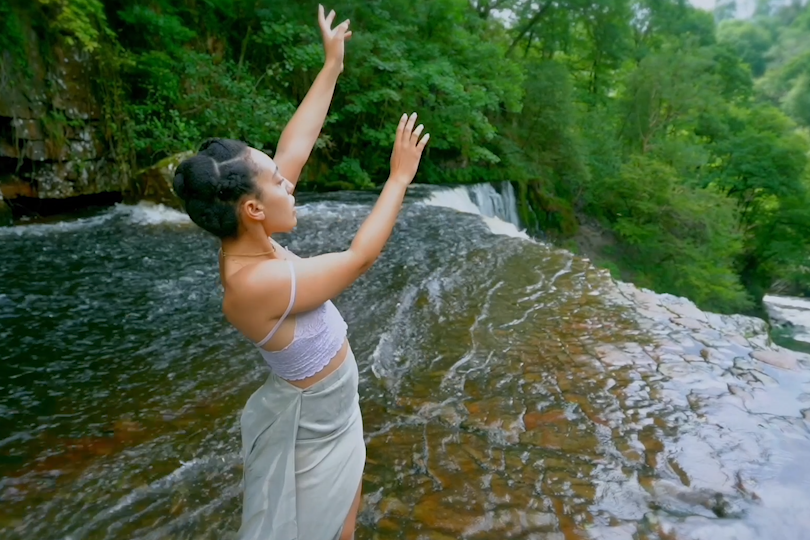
[256,260,296,347]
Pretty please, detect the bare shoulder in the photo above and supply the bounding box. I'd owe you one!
[222,259,289,315]
[222,259,294,336]
[227,248,364,317]
[235,259,292,298]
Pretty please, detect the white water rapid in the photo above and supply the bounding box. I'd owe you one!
[764,294,810,344]
[423,182,529,239]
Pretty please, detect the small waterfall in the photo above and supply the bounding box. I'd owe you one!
[764,294,810,344]
[466,182,521,228]
[5,188,810,540]
[423,181,528,239]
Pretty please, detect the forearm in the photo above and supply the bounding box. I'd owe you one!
[349,179,408,268]
[275,61,341,161]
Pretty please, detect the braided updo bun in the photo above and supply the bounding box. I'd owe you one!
[173,138,260,239]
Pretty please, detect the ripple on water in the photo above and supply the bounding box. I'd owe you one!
[2,195,810,540]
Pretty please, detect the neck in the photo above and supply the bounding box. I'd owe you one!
[220,230,277,258]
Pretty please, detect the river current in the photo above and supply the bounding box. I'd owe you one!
[2,183,810,540]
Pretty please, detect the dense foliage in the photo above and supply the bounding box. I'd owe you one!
[4,0,810,313]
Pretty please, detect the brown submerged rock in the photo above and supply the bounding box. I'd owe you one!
[412,489,486,536]
[127,151,193,210]
[358,261,810,539]
[0,191,12,227]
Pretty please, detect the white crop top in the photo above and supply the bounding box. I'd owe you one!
[254,261,348,380]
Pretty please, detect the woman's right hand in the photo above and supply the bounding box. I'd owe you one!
[390,112,430,185]
[242,112,431,321]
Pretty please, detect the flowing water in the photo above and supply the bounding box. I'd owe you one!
[764,295,810,354]
[2,184,810,540]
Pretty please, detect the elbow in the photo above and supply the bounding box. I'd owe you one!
[359,259,375,274]
[347,248,377,275]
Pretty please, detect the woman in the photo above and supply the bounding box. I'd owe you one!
[172,6,430,540]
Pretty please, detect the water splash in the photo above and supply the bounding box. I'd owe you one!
[117,202,191,226]
[3,189,810,540]
[764,295,810,344]
[423,182,530,239]
[0,201,191,237]
[0,211,118,237]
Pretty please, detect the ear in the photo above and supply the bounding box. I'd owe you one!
[241,197,266,222]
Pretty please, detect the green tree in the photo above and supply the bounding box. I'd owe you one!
[717,19,774,77]
[594,155,750,311]
[6,0,810,310]
[701,104,810,299]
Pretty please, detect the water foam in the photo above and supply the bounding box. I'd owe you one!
[294,201,370,219]
[423,183,530,240]
[117,201,191,225]
[0,201,190,236]
[764,294,810,344]
[0,212,117,237]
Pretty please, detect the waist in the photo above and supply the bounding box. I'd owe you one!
[275,338,351,390]
[259,334,349,388]
[258,318,347,382]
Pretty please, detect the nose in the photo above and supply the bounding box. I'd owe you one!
[284,179,294,194]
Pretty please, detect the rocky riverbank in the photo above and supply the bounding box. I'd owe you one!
[361,266,810,539]
[2,190,810,539]
[0,12,128,220]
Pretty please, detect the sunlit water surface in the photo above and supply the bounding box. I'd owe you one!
[2,185,810,540]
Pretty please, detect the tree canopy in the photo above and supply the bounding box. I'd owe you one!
[3,0,810,313]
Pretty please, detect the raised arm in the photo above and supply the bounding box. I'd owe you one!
[248,113,430,315]
[273,5,351,187]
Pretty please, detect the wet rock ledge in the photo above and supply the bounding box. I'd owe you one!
[0,18,128,221]
[356,273,810,540]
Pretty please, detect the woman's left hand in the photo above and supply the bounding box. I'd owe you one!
[318,4,352,73]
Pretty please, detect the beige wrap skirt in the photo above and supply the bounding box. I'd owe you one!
[237,348,365,540]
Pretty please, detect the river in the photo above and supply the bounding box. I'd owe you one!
[764,295,810,354]
[1,183,810,540]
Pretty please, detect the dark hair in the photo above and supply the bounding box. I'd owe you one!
[173,138,261,239]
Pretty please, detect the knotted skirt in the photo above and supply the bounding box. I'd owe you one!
[237,348,365,540]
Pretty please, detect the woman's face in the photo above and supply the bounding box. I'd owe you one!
[245,148,297,234]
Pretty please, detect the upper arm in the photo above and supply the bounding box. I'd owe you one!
[273,151,305,188]
[245,250,369,317]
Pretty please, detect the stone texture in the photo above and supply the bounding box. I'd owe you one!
[11,118,44,140]
[412,490,485,536]
[127,151,193,210]
[672,317,707,330]
[0,191,12,227]
[0,17,127,205]
[752,349,799,370]
[0,177,37,198]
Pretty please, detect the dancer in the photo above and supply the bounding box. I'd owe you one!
[171,5,430,539]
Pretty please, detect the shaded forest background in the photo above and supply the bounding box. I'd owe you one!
[2,0,809,315]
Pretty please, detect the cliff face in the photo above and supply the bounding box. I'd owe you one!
[0,14,128,217]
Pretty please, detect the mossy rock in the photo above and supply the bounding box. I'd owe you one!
[0,193,12,227]
[128,151,194,210]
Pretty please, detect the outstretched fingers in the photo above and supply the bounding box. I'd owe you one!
[339,19,351,39]
[395,112,429,153]
[406,112,418,131]
[417,132,430,151]
[396,113,408,146]
[411,123,424,145]
[404,113,418,144]
[317,5,338,32]
[336,19,350,38]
